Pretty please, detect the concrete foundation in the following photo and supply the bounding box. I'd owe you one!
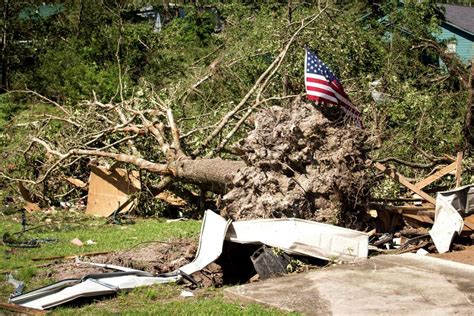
[224,254,474,315]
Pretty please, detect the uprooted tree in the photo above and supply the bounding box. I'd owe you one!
[10,93,372,227]
[0,2,471,225]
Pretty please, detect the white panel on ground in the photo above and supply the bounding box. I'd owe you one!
[11,275,181,310]
[179,210,232,275]
[429,187,468,253]
[226,218,368,262]
[10,210,230,310]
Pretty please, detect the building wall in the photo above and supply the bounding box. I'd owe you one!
[438,22,474,63]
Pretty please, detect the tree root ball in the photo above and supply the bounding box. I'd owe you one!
[222,101,373,229]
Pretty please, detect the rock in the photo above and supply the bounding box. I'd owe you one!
[70,238,84,247]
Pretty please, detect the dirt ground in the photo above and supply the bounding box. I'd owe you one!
[429,245,474,265]
[32,236,473,291]
[35,239,224,287]
[37,240,197,281]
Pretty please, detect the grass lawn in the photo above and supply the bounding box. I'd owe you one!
[0,211,296,315]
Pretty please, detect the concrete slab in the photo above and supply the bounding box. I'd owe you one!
[224,254,474,315]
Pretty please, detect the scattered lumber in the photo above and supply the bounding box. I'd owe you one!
[374,162,436,205]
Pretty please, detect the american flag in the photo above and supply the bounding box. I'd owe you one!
[305,48,363,127]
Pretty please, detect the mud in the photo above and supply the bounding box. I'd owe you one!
[223,101,372,229]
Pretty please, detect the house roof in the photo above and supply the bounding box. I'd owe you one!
[442,4,474,36]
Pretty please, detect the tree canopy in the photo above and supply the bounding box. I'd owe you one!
[0,1,472,213]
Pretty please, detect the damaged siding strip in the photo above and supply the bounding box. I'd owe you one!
[226,218,369,262]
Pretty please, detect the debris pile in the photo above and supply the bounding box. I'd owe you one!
[223,102,372,228]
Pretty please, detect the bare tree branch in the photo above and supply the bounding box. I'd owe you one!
[30,137,171,177]
[192,7,327,157]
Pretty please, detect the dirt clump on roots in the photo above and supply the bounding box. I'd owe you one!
[222,101,372,229]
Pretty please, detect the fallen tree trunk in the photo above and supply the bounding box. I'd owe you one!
[173,158,245,192]
[30,140,245,193]
[10,99,372,227]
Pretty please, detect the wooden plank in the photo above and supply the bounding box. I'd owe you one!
[369,203,434,211]
[0,302,47,315]
[462,214,474,233]
[371,197,424,202]
[455,151,463,188]
[414,162,457,189]
[402,214,434,226]
[85,166,140,217]
[370,203,435,217]
[17,182,40,212]
[374,162,436,205]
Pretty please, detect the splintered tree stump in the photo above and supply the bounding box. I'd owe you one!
[222,101,372,229]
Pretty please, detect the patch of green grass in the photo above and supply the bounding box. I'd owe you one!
[0,211,201,302]
[0,212,200,272]
[0,212,297,315]
[52,284,296,315]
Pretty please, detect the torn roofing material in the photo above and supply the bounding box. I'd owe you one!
[10,272,181,310]
[226,218,369,262]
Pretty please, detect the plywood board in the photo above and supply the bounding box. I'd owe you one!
[18,182,40,212]
[85,166,140,217]
[462,214,474,233]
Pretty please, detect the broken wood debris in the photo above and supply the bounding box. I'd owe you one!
[369,203,435,217]
[17,182,40,212]
[374,162,436,205]
[85,166,140,217]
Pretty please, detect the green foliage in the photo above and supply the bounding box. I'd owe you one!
[28,41,121,102]
[1,1,471,203]
[0,94,25,127]
[0,101,64,183]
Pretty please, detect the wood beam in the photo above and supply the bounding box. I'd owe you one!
[0,302,47,315]
[374,162,436,205]
[455,151,463,188]
[414,162,457,189]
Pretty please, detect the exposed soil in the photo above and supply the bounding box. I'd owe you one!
[223,100,373,229]
[89,241,197,274]
[36,240,223,287]
[429,245,474,266]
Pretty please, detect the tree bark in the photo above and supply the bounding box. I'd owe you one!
[72,151,245,193]
[173,158,245,192]
[27,137,245,193]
